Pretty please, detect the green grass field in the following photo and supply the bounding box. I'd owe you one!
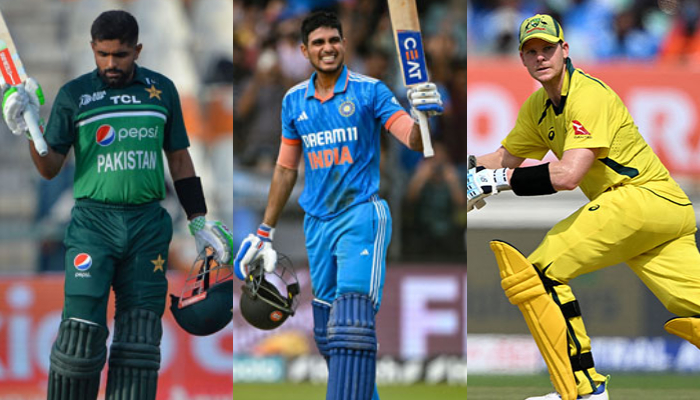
[469,374,700,400]
[232,383,467,400]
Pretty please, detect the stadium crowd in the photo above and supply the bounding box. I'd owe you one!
[467,0,700,62]
[233,0,468,262]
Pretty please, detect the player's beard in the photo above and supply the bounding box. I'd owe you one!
[99,65,134,89]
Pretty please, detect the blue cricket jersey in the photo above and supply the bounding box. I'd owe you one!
[281,66,406,219]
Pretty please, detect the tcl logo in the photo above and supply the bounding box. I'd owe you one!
[110,95,141,104]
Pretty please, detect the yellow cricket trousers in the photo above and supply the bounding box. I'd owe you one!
[528,181,700,394]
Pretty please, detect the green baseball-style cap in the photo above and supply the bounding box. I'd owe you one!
[518,14,565,50]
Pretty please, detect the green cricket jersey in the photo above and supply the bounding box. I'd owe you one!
[45,65,190,204]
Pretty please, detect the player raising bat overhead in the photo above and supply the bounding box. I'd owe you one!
[468,14,700,400]
[234,10,442,400]
[0,10,233,400]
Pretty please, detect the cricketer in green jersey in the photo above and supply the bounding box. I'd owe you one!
[0,10,233,400]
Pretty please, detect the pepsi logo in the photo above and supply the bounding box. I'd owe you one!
[96,125,116,146]
[74,253,92,271]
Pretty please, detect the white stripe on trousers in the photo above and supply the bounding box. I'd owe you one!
[369,196,387,307]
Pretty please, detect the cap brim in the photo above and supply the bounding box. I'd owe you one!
[519,34,561,50]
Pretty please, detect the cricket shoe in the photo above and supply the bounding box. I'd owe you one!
[524,376,609,400]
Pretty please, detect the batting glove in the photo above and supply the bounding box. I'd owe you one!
[1,77,44,138]
[234,224,277,281]
[407,82,443,119]
[467,167,510,212]
[189,216,234,264]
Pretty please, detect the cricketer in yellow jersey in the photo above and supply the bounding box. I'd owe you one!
[467,14,700,400]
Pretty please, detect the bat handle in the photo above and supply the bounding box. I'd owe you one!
[417,110,434,158]
[23,109,48,157]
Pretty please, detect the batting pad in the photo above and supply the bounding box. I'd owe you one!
[665,317,700,349]
[312,300,332,360]
[327,293,377,400]
[47,318,108,400]
[106,309,162,400]
[490,240,578,400]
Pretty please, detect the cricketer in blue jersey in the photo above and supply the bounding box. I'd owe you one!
[234,11,443,400]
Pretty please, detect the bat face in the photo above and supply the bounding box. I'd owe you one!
[0,39,23,85]
[396,30,428,86]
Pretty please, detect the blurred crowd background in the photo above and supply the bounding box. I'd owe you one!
[234,0,468,264]
[468,0,700,63]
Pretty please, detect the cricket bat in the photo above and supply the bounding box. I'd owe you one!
[0,11,48,156]
[387,0,434,158]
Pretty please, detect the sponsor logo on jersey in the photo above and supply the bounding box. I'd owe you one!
[297,111,309,121]
[96,124,116,146]
[109,95,142,105]
[301,126,359,170]
[74,253,93,278]
[572,120,592,137]
[96,124,161,147]
[339,100,355,117]
[79,91,107,107]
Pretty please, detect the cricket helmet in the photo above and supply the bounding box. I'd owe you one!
[170,246,234,336]
[240,253,300,330]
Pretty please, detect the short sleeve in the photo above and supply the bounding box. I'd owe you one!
[502,98,550,160]
[562,89,612,154]
[373,81,405,126]
[281,94,299,141]
[163,80,190,152]
[44,86,77,155]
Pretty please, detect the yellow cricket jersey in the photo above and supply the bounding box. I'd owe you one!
[503,58,688,203]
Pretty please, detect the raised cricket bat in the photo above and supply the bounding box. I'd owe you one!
[387,0,434,158]
[0,11,48,156]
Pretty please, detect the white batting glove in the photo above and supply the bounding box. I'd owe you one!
[407,82,443,119]
[233,224,277,280]
[467,167,511,213]
[1,77,44,137]
[188,216,234,264]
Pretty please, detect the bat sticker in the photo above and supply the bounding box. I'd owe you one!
[397,30,428,86]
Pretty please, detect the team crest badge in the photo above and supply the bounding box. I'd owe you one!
[339,100,355,117]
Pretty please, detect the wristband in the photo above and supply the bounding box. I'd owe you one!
[174,176,207,219]
[510,163,557,196]
[257,223,275,242]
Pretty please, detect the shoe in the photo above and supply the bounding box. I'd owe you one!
[524,376,609,400]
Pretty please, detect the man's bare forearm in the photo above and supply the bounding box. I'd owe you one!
[29,142,65,180]
[262,164,298,227]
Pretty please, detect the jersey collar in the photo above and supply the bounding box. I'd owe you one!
[547,58,575,116]
[91,64,149,90]
[305,65,349,101]
[561,57,574,99]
